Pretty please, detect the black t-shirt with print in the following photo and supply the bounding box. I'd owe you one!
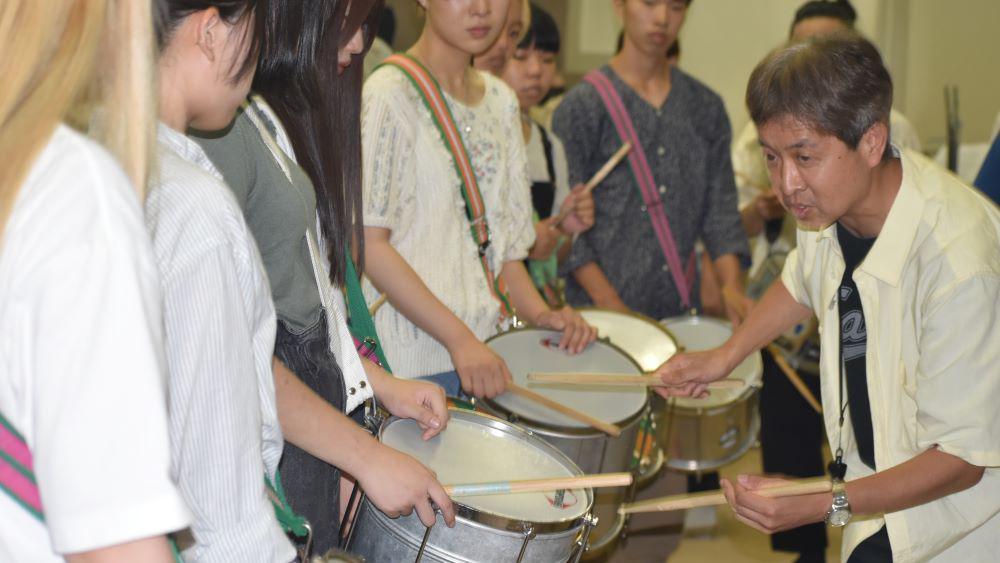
[837,222,878,470]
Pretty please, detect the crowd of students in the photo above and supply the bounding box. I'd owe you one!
[1,0,997,562]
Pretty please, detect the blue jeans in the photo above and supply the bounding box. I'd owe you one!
[419,370,468,400]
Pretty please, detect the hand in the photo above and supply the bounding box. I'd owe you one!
[376,377,449,440]
[528,217,562,260]
[652,346,736,400]
[558,184,595,235]
[721,474,830,534]
[448,336,512,399]
[754,192,785,221]
[721,282,754,327]
[358,443,457,528]
[533,306,597,354]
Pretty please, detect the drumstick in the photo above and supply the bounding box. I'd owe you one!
[619,476,832,515]
[445,472,632,498]
[368,293,388,316]
[527,372,744,390]
[507,383,622,437]
[721,286,822,414]
[554,142,632,225]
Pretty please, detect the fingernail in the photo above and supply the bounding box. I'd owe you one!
[431,418,440,428]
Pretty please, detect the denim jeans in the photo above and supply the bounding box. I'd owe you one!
[418,370,469,400]
[275,315,346,555]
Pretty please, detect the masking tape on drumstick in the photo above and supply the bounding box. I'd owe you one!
[527,372,744,390]
[446,472,633,498]
[618,477,832,515]
[555,142,631,225]
[507,383,622,437]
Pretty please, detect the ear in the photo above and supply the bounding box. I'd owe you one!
[613,0,626,21]
[192,7,223,63]
[859,121,889,167]
[416,0,428,11]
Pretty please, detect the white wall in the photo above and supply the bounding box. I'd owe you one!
[560,0,1000,150]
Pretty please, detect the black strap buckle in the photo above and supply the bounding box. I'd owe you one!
[478,240,491,257]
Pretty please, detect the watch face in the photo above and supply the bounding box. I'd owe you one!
[828,508,851,527]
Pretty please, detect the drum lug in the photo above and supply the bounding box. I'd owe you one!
[515,524,536,563]
[568,514,598,563]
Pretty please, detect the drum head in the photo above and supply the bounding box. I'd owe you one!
[659,316,763,408]
[381,409,591,523]
[486,328,646,429]
[579,308,679,372]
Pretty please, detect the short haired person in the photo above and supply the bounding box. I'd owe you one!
[500,3,595,305]
[0,0,190,561]
[657,33,1000,562]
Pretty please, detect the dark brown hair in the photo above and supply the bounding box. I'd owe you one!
[746,32,893,160]
[155,0,262,83]
[254,0,383,286]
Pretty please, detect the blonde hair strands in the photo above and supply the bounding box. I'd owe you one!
[0,0,156,240]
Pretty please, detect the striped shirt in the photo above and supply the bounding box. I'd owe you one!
[146,125,294,563]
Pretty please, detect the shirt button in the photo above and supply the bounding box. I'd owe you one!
[657,146,665,156]
[464,126,472,134]
[662,264,669,272]
[359,381,367,389]
[349,387,357,396]
[659,185,667,194]
[640,205,647,212]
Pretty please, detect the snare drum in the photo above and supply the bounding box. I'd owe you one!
[347,409,596,562]
[656,315,763,472]
[577,309,679,486]
[481,328,647,557]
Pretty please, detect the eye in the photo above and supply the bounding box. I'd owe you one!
[796,154,812,164]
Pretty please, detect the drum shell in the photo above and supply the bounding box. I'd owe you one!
[652,387,760,473]
[480,404,644,556]
[348,499,586,562]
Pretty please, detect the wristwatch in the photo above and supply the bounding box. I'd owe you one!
[824,479,852,527]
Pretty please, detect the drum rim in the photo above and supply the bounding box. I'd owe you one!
[578,306,681,352]
[378,407,596,534]
[482,326,648,435]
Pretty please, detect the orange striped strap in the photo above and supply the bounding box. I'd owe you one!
[381,54,514,320]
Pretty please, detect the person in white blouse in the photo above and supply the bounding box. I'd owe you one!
[0,1,190,561]
[362,0,597,400]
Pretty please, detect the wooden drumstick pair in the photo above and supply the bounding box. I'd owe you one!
[527,372,744,390]
[619,476,832,514]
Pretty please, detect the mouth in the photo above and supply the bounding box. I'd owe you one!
[648,32,668,44]
[468,26,492,39]
[521,85,542,98]
[787,203,812,220]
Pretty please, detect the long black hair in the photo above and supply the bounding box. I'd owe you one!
[154,0,262,82]
[253,0,383,286]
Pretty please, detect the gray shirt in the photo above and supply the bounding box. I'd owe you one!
[195,108,323,334]
[552,65,749,320]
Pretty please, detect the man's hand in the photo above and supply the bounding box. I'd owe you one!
[376,377,449,440]
[558,183,595,235]
[653,345,737,399]
[358,443,457,528]
[721,474,829,534]
[534,305,598,354]
[448,336,512,398]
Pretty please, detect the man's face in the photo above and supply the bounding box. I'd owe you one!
[758,116,875,230]
[616,0,687,58]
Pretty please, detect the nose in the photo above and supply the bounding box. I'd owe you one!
[779,161,805,197]
[526,54,542,76]
[653,3,670,26]
[471,0,491,17]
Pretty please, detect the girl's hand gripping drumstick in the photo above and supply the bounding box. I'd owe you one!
[555,142,631,226]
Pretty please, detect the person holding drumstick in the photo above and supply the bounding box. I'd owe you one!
[500,3,596,306]
[361,0,597,399]
[657,33,1000,562]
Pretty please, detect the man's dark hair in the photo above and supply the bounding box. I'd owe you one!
[791,0,856,37]
[746,32,893,160]
[518,3,560,54]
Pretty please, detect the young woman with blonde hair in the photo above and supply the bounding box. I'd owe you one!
[0,0,190,560]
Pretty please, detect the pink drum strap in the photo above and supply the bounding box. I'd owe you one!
[0,412,43,520]
[583,70,696,308]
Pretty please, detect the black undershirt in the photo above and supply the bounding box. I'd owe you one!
[836,222,877,471]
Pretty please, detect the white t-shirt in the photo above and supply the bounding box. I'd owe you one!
[0,125,190,560]
[525,121,571,214]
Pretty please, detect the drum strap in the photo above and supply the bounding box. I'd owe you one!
[583,70,696,309]
[380,53,515,323]
[0,410,185,561]
[344,252,392,371]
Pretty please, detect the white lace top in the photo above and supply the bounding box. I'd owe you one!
[362,67,534,378]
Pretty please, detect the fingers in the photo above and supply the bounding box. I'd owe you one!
[427,479,457,527]
[413,496,437,528]
[420,388,449,440]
